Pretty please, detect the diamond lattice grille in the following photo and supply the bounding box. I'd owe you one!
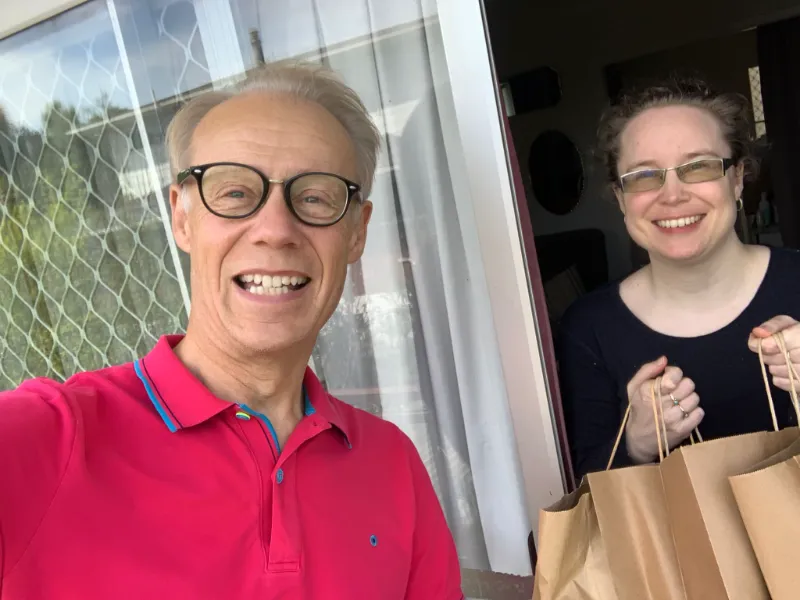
[0,30,188,390]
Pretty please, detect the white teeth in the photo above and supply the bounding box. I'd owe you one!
[656,215,702,229]
[239,274,310,295]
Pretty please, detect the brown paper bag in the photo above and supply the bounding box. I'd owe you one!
[727,337,800,600]
[534,334,798,600]
[535,387,686,600]
[729,437,800,600]
[587,464,685,600]
[660,426,799,600]
[659,333,800,600]
[532,485,618,600]
[588,427,799,600]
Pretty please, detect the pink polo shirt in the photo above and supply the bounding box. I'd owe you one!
[0,335,462,599]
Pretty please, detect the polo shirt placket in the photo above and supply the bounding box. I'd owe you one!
[230,400,344,578]
[134,338,355,591]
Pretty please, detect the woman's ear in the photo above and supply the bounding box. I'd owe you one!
[734,161,745,200]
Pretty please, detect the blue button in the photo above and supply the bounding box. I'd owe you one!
[370,535,378,547]
[276,468,284,484]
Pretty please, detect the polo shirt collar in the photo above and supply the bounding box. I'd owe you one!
[136,335,351,444]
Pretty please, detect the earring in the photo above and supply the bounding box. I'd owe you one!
[736,197,744,212]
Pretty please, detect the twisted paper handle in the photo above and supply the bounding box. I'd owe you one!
[758,331,800,430]
[605,332,796,470]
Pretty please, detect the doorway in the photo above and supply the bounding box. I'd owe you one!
[484,0,800,487]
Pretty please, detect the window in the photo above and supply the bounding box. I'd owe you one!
[748,66,767,138]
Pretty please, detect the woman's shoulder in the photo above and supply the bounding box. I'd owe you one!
[757,245,800,298]
[765,245,800,273]
[559,280,627,335]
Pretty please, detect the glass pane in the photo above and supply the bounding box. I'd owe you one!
[0,2,188,389]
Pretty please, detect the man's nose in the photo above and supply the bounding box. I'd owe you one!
[246,184,301,247]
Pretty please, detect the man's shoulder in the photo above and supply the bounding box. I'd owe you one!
[0,362,139,424]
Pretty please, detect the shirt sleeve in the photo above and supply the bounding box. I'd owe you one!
[557,309,634,479]
[0,379,76,578]
[400,433,464,600]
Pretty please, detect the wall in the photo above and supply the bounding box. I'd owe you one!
[0,0,89,40]
[613,30,758,106]
[487,0,799,280]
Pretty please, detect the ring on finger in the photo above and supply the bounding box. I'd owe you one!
[670,393,679,406]
[678,404,689,419]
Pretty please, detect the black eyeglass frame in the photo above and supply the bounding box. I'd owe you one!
[617,157,738,193]
[176,161,362,226]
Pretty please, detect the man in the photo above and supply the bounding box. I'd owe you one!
[0,63,463,599]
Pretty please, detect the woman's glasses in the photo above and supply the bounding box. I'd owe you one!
[618,157,737,194]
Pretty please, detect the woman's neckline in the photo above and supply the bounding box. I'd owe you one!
[615,246,774,341]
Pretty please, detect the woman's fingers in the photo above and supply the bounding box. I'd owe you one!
[769,364,790,379]
[771,377,794,393]
[670,377,695,400]
[672,406,705,437]
[627,356,668,399]
[749,316,800,353]
[760,348,800,366]
[658,366,684,394]
[665,392,700,427]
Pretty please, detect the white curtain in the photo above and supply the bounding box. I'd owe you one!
[115,0,532,576]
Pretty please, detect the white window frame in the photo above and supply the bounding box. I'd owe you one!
[0,0,90,40]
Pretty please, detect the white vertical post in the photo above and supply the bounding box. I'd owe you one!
[194,0,247,87]
[107,0,191,314]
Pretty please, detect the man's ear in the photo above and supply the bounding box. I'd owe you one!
[170,185,191,253]
[347,200,372,264]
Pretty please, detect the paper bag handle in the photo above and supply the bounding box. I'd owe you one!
[758,332,800,430]
[606,376,700,469]
[606,332,798,470]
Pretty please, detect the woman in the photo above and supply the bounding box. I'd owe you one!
[558,76,800,480]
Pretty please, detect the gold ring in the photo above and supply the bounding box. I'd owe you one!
[670,393,679,406]
[678,404,689,419]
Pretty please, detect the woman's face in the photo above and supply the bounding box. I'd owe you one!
[615,104,744,263]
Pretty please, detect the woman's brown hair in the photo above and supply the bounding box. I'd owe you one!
[596,75,758,186]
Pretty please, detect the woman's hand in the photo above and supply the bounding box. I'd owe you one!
[624,357,705,464]
[749,315,800,393]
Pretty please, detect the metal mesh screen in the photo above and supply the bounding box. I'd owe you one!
[0,24,188,390]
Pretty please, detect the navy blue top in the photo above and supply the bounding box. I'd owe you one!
[558,247,800,479]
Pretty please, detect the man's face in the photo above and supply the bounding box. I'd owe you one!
[169,92,372,356]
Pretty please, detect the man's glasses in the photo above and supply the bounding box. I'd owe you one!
[618,157,737,194]
[176,162,361,226]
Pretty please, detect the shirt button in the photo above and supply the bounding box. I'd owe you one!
[276,468,284,484]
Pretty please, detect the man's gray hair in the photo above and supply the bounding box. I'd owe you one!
[166,61,381,199]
